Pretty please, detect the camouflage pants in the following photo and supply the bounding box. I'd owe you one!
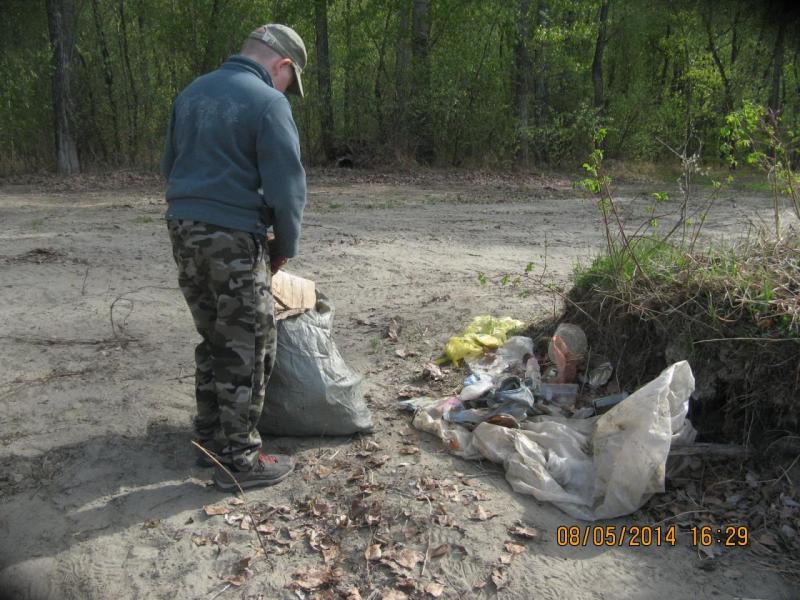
[167,219,276,470]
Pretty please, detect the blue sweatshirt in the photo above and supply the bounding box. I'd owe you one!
[161,55,306,258]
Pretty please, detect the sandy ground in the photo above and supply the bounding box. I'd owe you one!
[0,172,796,600]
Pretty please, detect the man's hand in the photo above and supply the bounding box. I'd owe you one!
[266,236,288,273]
[270,255,288,274]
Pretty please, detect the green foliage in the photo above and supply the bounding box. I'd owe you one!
[1,0,798,172]
[721,102,800,234]
[573,237,687,289]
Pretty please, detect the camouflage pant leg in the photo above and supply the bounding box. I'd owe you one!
[167,221,219,441]
[167,219,276,470]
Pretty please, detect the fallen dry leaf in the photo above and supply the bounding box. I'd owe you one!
[310,498,332,517]
[344,588,363,600]
[360,482,385,495]
[222,573,248,587]
[386,318,401,341]
[204,504,230,516]
[424,582,445,597]
[498,553,513,565]
[461,488,489,502]
[288,567,342,592]
[229,497,245,506]
[433,514,466,532]
[508,525,540,540]
[472,580,487,590]
[321,545,340,563]
[255,523,276,535]
[397,386,427,399]
[191,534,209,547]
[382,589,408,600]
[395,577,417,590]
[291,571,325,591]
[491,567,508,590]
[368,455,390,468]
[399,446,420,455]
[422,362,443,381]
[365,544,383,561]
[470,506,497,521]
[334,514,351,528]
[348,469,365,482]
[430,543,450,558]
[393,548,424,570]
[504,541,526,555]
[224,513,244,526]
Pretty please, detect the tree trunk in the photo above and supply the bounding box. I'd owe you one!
[514,0,532,165]
[374,9,393,145]
[46,0,80,174]
[411,0,434,165]
[591,0,609,111]
[394,0,411,152]
[119,0,140,163]
[683,42,692,152]
[702,10,732,113]
[344,0,353,139]
[314,0,335,161]
[768,19,786,114]
[730,10,740,66]
[533,0,550,162]
[451,18,497,166]
[90,0,120,157]
[657,23,670,104]
[200,0,222,74]
[76,48,107,163]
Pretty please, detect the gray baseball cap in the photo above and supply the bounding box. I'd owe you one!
[249,24,307,97]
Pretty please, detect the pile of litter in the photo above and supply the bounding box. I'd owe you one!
[401,316,696,520]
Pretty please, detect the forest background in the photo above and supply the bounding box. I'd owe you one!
[1,0,798,176]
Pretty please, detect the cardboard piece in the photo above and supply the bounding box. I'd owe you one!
[272,270,316,320]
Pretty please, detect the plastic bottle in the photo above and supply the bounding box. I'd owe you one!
[547,323,587,383]
[524,355,542,393]
[539,382,579,406]
[547,324,587,362]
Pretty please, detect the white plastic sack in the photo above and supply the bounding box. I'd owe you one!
[416,361,697,520]
[258,293,373,436]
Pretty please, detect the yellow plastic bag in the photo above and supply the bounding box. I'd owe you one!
[443,316,525,365]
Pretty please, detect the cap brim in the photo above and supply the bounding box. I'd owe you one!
[287,64,304,97]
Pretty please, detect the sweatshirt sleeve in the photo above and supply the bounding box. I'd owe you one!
[256,96,307,258]
[160,105,176,179]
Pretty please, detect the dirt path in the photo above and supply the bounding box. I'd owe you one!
[0,173,794,600]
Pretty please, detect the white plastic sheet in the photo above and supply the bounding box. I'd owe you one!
[414,361,697,520]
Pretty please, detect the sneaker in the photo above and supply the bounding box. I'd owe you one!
[213,452,295,491]
[194,438,225,468]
